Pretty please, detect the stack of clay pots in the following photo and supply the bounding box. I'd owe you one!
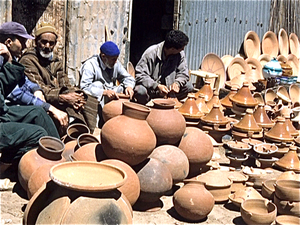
[253,143,278,169]
[226,140,251,169]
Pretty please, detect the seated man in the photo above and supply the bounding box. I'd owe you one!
[0,22,60,173]
[19,22,98,133]
[80,41,135,126]
[134,30,194,105]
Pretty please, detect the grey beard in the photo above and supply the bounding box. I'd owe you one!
[39,50,53,59]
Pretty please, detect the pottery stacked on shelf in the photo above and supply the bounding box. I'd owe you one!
[198,104,231,143]
[226,140,251,169]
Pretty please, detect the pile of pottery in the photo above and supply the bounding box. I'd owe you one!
[253,143,279,169]
[226,140,251,169]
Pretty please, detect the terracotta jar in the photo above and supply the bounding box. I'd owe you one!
[149,145,189,183]
[133,158,173,212]
[23,161,133,224]
[253,104,275,129]
[146,98,186,146]
[178,127,214,177]
[178,94,203,120]
[100,159,140,206]
[173,180,214,221]
[70,143,107,162]
[265,117,294,143]
[195,80,213,101]
[101,102,156,166]
[18,136,65,192]
[102,93,130,122]
[62,123,90,144]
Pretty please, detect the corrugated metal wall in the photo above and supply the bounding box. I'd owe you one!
[65,0,131,85]
[0,0,12,23]
[178,0,272,71]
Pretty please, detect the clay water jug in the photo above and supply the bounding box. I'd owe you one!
[101,102,156,166]
[18,136,65,192]
[146,98,186,146]
[102,93,130,122]
[173,180,214,221]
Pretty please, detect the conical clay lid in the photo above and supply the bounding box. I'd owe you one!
[253,104,275,128]
[195,93,210,114]
[195,80,213,101]
[284,116,299,137]
[229,82,258,107]
[233,109,262,132]
[178,94,203,119]
[220,87,238,108]
[206,91,223,111]
[200,104,229,125]
[275,145,300,172]
[265,117,294,142]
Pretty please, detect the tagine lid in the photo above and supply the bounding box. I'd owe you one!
[178,93,203,119]
[253,104,275,128]
[275,145,300,172]
[196,169,232,187]
[200,104,229,125]
[264,117,294,142]
[220,87,238,108]
[229,82,258,107]
[233,109,262,132]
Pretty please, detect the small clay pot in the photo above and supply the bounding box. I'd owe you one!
[261,179,276,200]
[274,179,300,202]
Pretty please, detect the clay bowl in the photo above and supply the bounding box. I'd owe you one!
[274,179,300,202]
[221,54,234,70]
[274,194,300,217]
[227,154,249,170]
[227,140,251,156]
[265,88,277,103]
[261,179,276,200]
[241,138,263,147]
[253,143,278,157]
[289,33,300,59]
[289,84,300,105]
[227,57,250,80]
[257,157,278,169]
[277,86,291,103]
[243,31,261,59]
[262,31,279,58]
[275,215,300,225]
[253,93,264,105]
[240,199,277,225]
[245,58,263,81]
[258,54,271,67]
[278,28,289,57]
[242,167,273,188]
[226,171,249,193]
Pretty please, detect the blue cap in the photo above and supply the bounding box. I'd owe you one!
[100,41,120,56]
[0,22,34,39]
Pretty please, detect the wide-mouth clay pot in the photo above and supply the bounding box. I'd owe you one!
[228,185,264,207]
[261,179,276,200]
[265,88,278,103]
[229,82,258,107]
[274,194,300,217]
[241,199,277,225]
[275,215,300,225]
[274,179,300,202]
[253,143,278,156]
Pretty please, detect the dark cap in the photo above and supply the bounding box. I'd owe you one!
[100,41,120,56]
[0,21,34,39]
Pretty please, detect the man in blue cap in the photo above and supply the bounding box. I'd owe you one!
[80,41,135,126]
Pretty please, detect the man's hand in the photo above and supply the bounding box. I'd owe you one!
[125,87,134,99]
[34,90,46,102]
[103,90,119,100]
[59,92,86,110]
[0,43,12,63]
[169,82,180,93]
[49,105,69,128]
[157,84,169,97]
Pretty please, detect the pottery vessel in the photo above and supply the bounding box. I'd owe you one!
[227,154,249,170]
[226,171,249,193]
[265,117,294,143]
[242,167,273,188]
[149,145,189,183]
[195,80,213,101]
[178,94,203,120]
[23,161,133,224]
[173,180,214,221]
[195,93,210,114]
[64,123,90,143]
[283,116,299,137]
[291,106,300,123]
[133,158,173,212]
[289,84,300,106]
[220,87,238,109]
[275,145,300,172]
[229,82,258,108]
[71,143,107,162]
[277,86,291,104]
[274,195,300,217]
[233,109,262,133]
[147,99,186,146]
[101,102,156,166]
[261,179,276,200]
[275,215,300,225]
[277,171,299,180]
[206,91,223,111]
[253,104,275,129]
[102,94,130,122]
[18,136,65,192]
[178,127,214,177]
[274,179,300,202]
[257,157,278,169]
[253,143,278,157]
[240,199,277,225]
[227,140,251,156]
[100,159,140,206]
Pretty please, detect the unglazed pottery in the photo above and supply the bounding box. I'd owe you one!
[65,123,90,143]
[243,31,261,59]
[274,194,300,217]
[242,167,273,188]
[275,145,300,172]
[262,31,279,58]
[274,179,300,202]
[289,33,300,58]
[289,84,300,105]
[253,143,278,157]
[178,94,203,120]
[173,180,214,221]
[277,86,291,103]
[240,199,277,225]
[265,117,294,143]
[261,179,276,200]
[278,28,289,57]
[276,215,300,225]
[194,80,213,101]
[147,98,186,146]
[227,140,251,156]
[101,102,156,166]
[226,171,249,193]
[102,93,130,122]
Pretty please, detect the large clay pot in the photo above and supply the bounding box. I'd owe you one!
[23,161,132,224]
[71,143,107,162]
[178,127,214,177]
[133,158,173,212]
[101,102,156,166]
[102,94,130,122]
[149,145,189,183]
[173,180,215,221]
[100,159,140,206]
[18,136,65,192]
[146,99,186,146]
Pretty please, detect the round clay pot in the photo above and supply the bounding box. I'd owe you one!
[133,158,173,212]
[274,179,300,202]
[261,179,276,200]
[274,194,300,217]
[149,145,189,183]
[275,215,300,225]
[100,159,140,206]
[18,136,65,192]
[178,127,214,177]
[102,94,130,122]
[23,161,132,225]
[65,123,90,143]
[71,143,107,162]
[240,199,277,225]
[147,98,186,146]
[101,102,156,166]
[173,180,214,221]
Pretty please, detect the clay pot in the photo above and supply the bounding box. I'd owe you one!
[253,143,278,157]
[261,179,276,200]
[173,180,214,221]
[274,195,300,217]
[206,91,223,111]
[242,167,273,188]
[257,157,278,169]
[149,145,189,183]
[102,94,130,122]
[101,102,156,166]
[253,104,275,129]
[178,94,203,120]
[178,127,214,177]
[229,82,258,108]
[275,215,300,225]
[133,158,173,211]
[274,179,300,202]
[240,199,277,225]
[71,143,107,162]
[18,136,65,192]
[233,109,262,133]
[100,159,140,206]
[64,123,90,143]
[195,80,213,101]
[227,154,249,169]
[23,161,132,224]
[220,87,238,109]
[227,140,251,156]
[265,117,294,143]
[275,145,300,172]
[277,171,299,180]
[147,99,186,146]
[195,93,210,114]
[284,116,299,137]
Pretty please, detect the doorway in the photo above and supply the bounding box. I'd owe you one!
[129,0,174,66]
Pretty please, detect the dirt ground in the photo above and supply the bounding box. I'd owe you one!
[0,131,283,225]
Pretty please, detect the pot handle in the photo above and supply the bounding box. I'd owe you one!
[243,211,253,217]
[287,201,295,207]
[213,123,231,131]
